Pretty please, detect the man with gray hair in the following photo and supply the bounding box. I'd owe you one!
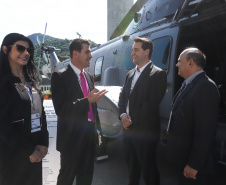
[166,47,220,185]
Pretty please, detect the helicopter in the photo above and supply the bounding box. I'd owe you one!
[88,0,226,152]
[36,23,70,80]
[37,0,226,183]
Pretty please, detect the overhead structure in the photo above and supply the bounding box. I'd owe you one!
[109,0,148,40]
[107,0,134,41]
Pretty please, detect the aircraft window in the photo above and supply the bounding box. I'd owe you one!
[94,56,103,82]
[123,47,135,70]
[151,37,171,70]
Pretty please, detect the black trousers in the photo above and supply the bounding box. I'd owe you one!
[57,152,94,185]
[57,122,96,185]
[123,132,159,185]
[156,141,217,185]
[0,151,42,185]
[170,170,217,185]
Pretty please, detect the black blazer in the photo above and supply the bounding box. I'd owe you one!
[0,75,49,163]
[166,72,220,173]
[51,65,99,152]
[118,62,167,137]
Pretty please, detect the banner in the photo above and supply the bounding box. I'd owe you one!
[43,100,60,185]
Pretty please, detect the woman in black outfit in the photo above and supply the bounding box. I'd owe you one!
[0,33,49,185]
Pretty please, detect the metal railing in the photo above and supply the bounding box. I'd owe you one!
[40,85,52,99]
[40,85,51,94]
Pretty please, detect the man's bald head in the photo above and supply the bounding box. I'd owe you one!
[182,47,206,69]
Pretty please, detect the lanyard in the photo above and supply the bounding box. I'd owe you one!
[26,82,33,102]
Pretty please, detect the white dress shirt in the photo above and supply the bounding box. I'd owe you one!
[70,62,87,90]
[120,61,152,118]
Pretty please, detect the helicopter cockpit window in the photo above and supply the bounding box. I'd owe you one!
[123,46,135,70]
[94,56,104,82]
[151,36,171,71]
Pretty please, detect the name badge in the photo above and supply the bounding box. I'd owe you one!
[31,113,41,133]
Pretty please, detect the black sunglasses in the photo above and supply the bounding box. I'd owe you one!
[9,44,33,55]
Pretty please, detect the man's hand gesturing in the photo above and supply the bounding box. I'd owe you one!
[88,88,108,103]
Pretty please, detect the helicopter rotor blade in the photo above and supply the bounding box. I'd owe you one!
[42,23,47,43]
[37,36,41,46]
[38,55,41,75]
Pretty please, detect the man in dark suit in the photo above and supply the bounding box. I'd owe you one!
[166,47,220,185]
[118,37,167,185]
[51,39,107,185]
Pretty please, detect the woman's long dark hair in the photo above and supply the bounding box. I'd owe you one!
[0,33,39,88]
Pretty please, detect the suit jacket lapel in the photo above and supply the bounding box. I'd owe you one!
[126,68,136,96]
[172,90,181,105]
[67,65,84,97]
[84,72,94,91]
[172,72,206,110]
[130,62,153,97]
[172,83,193,110]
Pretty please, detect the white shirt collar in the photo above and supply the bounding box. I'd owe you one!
[185,70,204,84]
[136,60,152,73]
[70,62,83,76]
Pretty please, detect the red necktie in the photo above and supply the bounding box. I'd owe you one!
[80,71,95,122]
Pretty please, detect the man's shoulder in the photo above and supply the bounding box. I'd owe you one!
[149,64,167,79]
[194,73,213,85]
[52,66,70,77]
[58,66,70,74]
[199,74,218,89]
[127,68,136,75]
[193,73,219,94]
[152,64,165,72]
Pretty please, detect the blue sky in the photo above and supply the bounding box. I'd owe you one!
[0,0,136,45]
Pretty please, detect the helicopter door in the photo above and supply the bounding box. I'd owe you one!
[145,26,180,123]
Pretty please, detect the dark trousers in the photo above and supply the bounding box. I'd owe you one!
[156,142,217,185]
[172,170,217,185]
[1,152,42,185]
[123,132,159,185]
[56,152,94,185]
[57,122,96,185]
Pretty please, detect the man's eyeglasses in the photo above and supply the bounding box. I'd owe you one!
[9,44,33,55]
